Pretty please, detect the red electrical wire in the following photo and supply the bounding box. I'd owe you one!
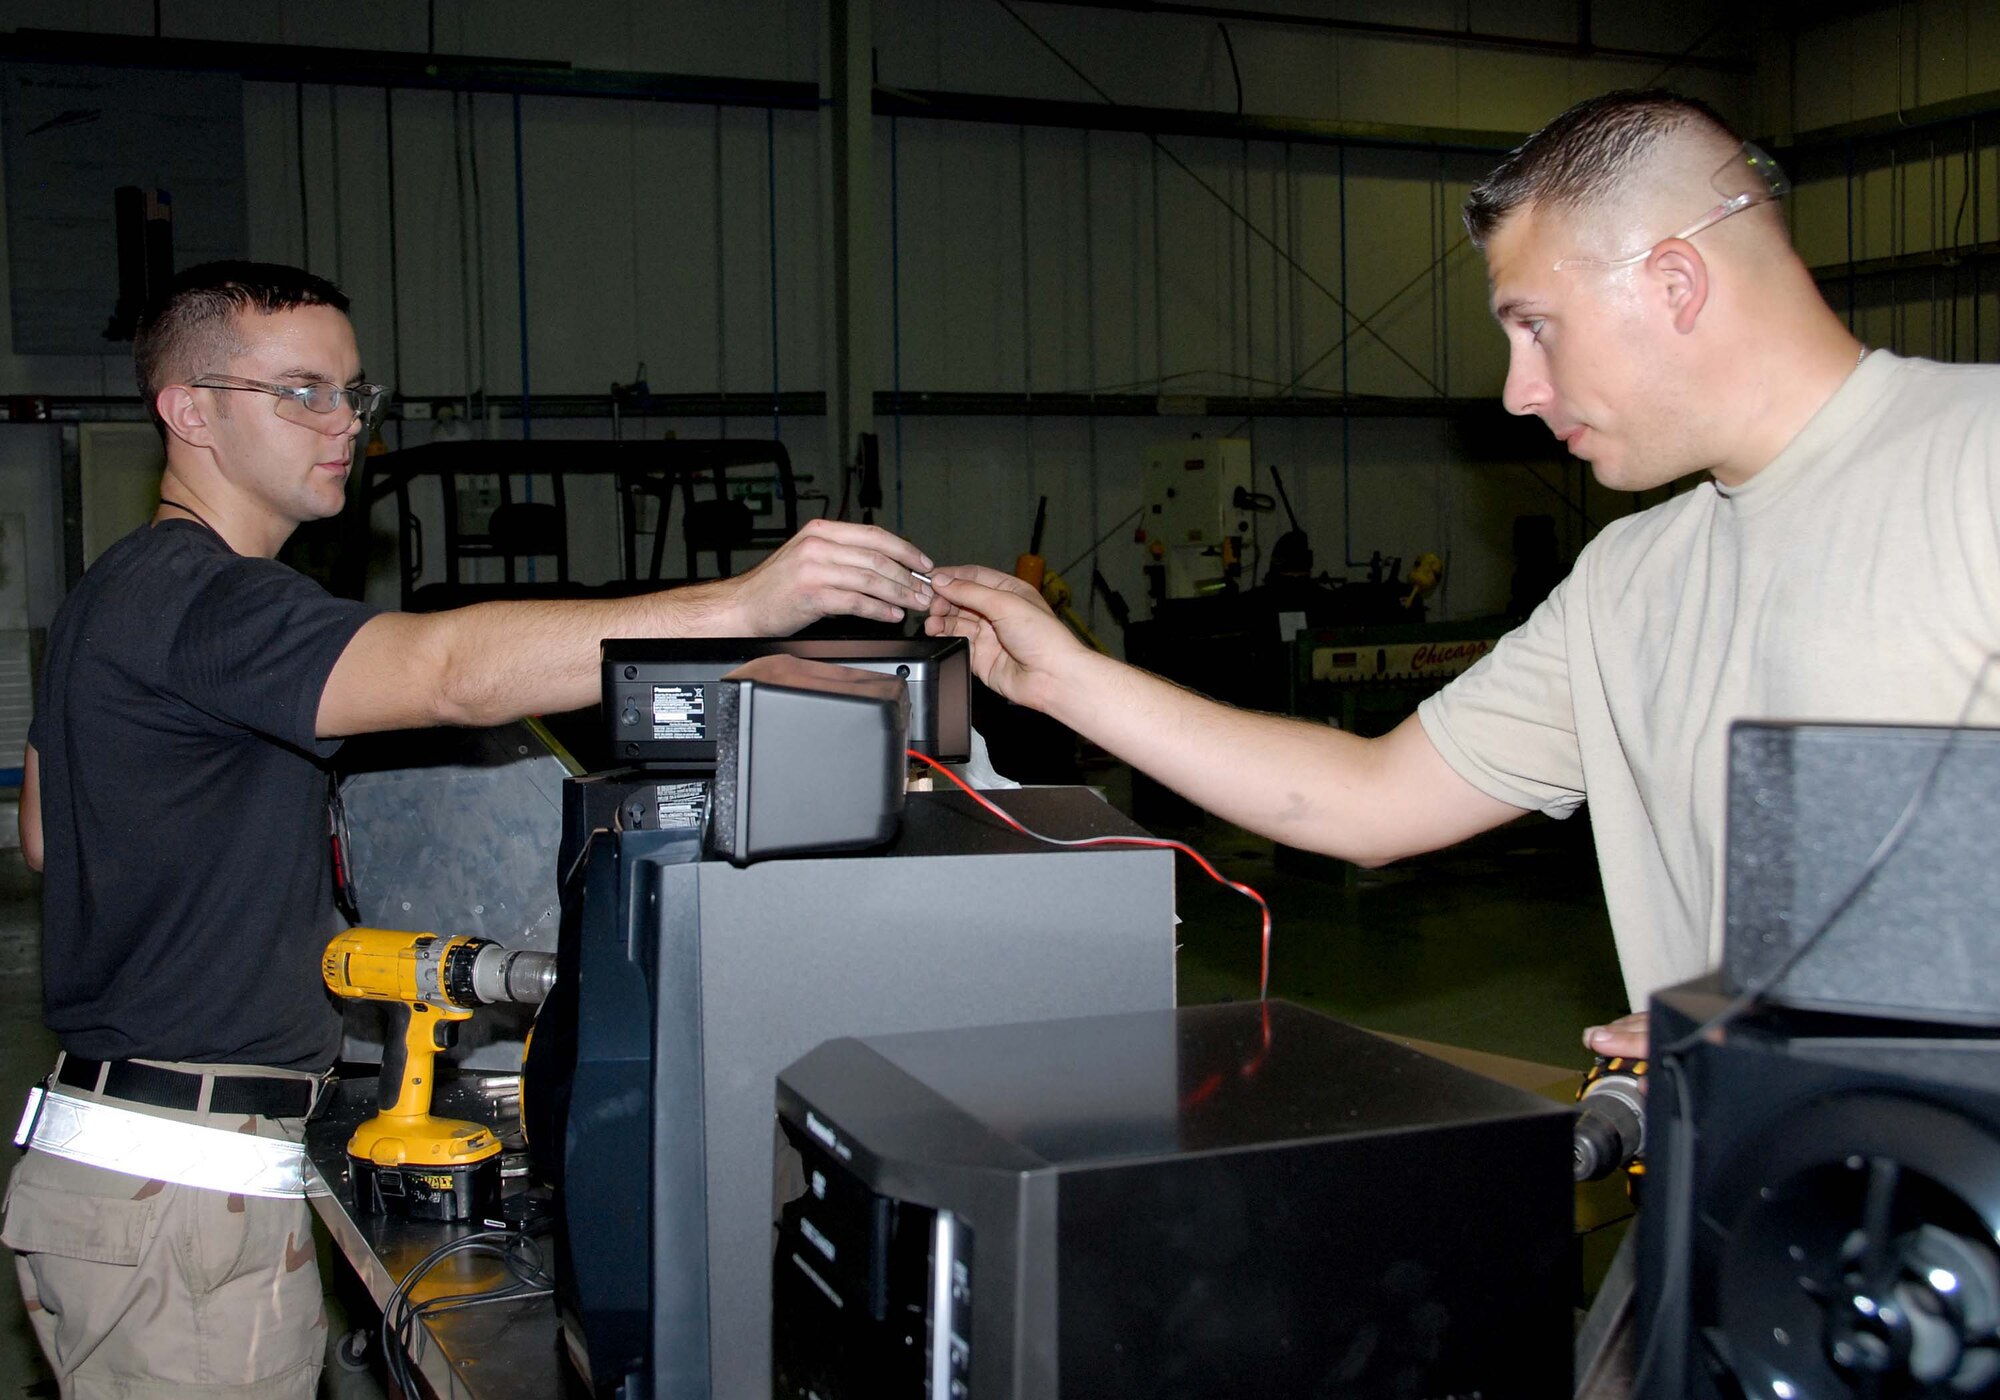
[907,749,1274,1000]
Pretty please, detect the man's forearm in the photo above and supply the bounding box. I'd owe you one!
[427,579,748,725]
[1035,652,1520,865]
[20,742,41,873]
[322,577,758,737]
[322,516,933,738]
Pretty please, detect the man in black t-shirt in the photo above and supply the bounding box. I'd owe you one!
[4,262,937,1397]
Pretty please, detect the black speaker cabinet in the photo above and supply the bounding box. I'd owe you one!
[775,1002,1576,1399]
[1723,722,2000,1026]
[1638,976,2000,1398]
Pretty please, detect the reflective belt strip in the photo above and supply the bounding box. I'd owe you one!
[25,1091,327,1199]
[12,1085,43,1149]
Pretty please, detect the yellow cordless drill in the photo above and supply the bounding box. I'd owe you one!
[322,927,557,1220]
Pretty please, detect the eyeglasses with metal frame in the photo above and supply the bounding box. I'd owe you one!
[1552,142,1791,272]
[190,374,390,430]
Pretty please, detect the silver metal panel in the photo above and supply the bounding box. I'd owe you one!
[338,723,573,1070]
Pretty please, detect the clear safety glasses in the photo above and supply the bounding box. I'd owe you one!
[191,374,390,431]
[1552,142,1791,272]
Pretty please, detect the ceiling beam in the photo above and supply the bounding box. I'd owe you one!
[4,28,1527,152]
[1781,89,2000,154]
[1012,0,1754,74]
[877,85,1524,152]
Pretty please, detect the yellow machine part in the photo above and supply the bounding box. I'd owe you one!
[322,925,470,1005]
[322,928,500,1174]
[348,1112,501,1170]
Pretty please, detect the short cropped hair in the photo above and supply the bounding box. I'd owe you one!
[134,261,350,425]
[1463,90,1741,248]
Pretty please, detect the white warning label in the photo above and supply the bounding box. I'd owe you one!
[652,684,707,740]
[654,782,707,829]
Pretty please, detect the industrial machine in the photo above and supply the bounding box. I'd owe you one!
[1120,451,1473,828]
[1137,435,1258,603]
[320,926,556,1220]
[772,1001,1576,1398]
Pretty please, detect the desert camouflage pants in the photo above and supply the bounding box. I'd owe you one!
[2,1074,325,1399]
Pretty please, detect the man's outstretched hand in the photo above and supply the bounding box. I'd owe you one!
[922,564,1083,711]
[722,518,934,635]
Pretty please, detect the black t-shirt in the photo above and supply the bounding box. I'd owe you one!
[28,519,377,1070]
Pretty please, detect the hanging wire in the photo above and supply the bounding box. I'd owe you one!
[1083,127,1102,619]
[1217,23,1243,116]
[911,750,1274,997]
[1270,139,1286,406]
[990,0,1445,396]
[451,92,475,420]
[295,84,311,269]
[384,87,403,435]
[993,3,1739,422]
[469,93,489,415]
[628,102,645,431]
[766,106,781,442]
[1150,137,1165,391]
[511,93,532,444]
[1021,124,1037,507]
[1339,139,1357,565]
[891,114,906,533]
[714,106,730,439]
[328,88,344,287]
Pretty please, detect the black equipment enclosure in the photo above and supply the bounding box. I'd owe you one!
[773,1002,1576,1399]
[602,636,971,765]
[707,655,910,864]
[1639,977,2000,1398]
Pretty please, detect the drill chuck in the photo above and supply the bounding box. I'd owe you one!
[1572,1065,1647,1182]
[468,943,557,1006]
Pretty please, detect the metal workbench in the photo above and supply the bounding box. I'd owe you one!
[305,1077,566,1400]
[305,1049,1632,1399]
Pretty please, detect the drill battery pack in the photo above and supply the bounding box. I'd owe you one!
[352,1154,501,1223]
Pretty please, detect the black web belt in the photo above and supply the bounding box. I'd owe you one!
[56,1056,316,1118]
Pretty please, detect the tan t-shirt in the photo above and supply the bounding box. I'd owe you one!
[1418,351,2000,1008]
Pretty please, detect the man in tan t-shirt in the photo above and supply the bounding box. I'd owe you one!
[922,90,2000,1062]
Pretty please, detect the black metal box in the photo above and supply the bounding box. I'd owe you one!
[601,636,970,764]
[774,1001,1575,1398]
[1638,975,2000,1398]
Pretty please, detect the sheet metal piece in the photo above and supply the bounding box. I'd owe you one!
[337,722,573,1070]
